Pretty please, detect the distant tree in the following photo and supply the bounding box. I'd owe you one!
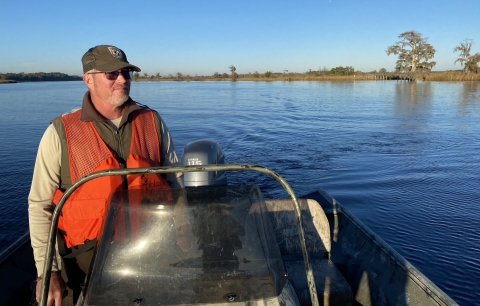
[379,68,387,74]
[229,65,238,82]
[315,66,329,75]
[453,39,473,72]
[468,54,480,73]
[264,71,272,78]
[213,72,220,78]
[386,31,436,80]
[329,66,354,75]
[253,71,260,78]
[133,72,140,80]
[143,73,149,78]
[176,72,183,80]
[0,72,81,82]
[454,39,480,73]
[155,72,161,79]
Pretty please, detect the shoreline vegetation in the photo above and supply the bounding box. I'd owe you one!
[1,70,480,84]
[132,70,480,82]
[0,72,82,84]
[2,33,479,84]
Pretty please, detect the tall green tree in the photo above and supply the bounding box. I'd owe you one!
[386,31,436,80]
[454,39,480,73]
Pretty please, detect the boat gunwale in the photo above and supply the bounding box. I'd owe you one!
[0,232,31,265]
[305,188,458,306]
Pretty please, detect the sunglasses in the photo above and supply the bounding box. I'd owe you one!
[88,70,133,81]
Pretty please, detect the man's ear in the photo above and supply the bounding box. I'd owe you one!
[83,73,93,88]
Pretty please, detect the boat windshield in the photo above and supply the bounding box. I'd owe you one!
[83,185,287,305]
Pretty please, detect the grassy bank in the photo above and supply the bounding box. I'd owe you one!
[425,71,480,81]
[134,71,480,82]
[0,80,17,84]
[134,74,384,82]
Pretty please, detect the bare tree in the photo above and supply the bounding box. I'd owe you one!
[229,65,238,82]
[454,39,480,73]
[386,31,436,80]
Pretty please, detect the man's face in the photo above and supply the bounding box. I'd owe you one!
[88,70,131,107]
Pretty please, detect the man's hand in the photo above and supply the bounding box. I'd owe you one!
[36,271,66,306]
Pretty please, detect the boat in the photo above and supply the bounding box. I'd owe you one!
[0,140,458,306]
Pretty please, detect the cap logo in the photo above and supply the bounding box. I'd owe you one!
[108,47,123,59]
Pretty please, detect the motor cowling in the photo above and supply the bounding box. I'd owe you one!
[181,139,227,187]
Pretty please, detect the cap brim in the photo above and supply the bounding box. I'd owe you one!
[95,62,141,72]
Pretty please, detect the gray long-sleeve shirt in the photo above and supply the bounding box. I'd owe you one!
[28,93,183,276]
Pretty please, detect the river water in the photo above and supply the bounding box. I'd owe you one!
[0,80,479,305]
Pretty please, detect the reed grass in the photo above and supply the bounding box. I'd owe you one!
[135,74,384,82]
[238,74,383,82]
[135,71,480,82]
[424,71,480,81]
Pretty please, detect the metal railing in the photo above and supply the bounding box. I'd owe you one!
[40,164,319,306]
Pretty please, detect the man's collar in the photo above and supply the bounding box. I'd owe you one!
[80,91,142,125]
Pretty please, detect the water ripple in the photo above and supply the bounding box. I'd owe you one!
[1,81,479,305]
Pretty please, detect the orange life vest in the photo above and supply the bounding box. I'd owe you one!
[53,109,171,248]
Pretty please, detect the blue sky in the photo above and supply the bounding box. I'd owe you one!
[1,0,479,76]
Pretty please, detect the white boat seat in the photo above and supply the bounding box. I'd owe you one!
[265,199,331,255]
[265,199,353,306]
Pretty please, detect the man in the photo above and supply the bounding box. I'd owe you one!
[28,45,186,306]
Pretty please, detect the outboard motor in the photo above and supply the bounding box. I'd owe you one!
[181,139,227,187]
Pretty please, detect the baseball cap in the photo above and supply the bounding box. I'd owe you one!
[81,45,141,73]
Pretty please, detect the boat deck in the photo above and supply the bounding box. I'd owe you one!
[0,188,458,306]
